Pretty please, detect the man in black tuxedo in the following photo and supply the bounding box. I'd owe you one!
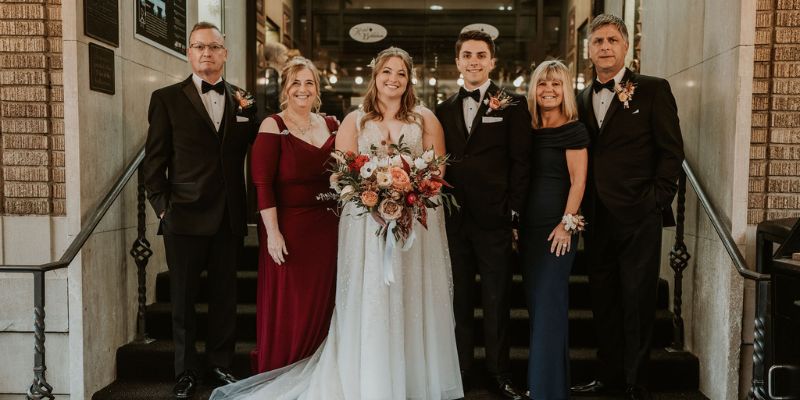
[435,30,531,400]
[142,22,258,399]
[571,14,684,400]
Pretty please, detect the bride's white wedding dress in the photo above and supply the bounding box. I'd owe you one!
[210,110,464,400]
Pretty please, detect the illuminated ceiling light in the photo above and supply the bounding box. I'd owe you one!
[513,75,524,87]
[329,75,338,84]
[355,76,364,85]
[457,77,464,86]
[412,77,418,85]
[430,4,443,10]
[363,5,371,9]
[498,6,505,10]
[428,77,437,86]
[507,6,513,10]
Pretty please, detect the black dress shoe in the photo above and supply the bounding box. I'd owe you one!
[571,379,606,394]
[173,371,197,399]
[489,377,523,400]
[210,367,238,385]
[625,385,652,400]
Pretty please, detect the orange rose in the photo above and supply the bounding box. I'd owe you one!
[488,97,501,110]
[378,199,403,221]
[361,191,379,207]
[390,167,412,192]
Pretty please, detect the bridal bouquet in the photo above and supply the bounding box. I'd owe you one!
[328,136,458,246]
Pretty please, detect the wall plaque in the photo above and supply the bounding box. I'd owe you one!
[89,43,115,95]
[135,0,188,60]
[84,0,119,47]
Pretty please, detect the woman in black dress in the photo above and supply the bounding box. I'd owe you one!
[520,60,589,399]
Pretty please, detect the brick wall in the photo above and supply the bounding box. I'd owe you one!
[749,0,800,224]
[0,0,63,216]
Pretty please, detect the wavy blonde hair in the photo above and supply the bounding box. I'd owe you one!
[360,47,421,130]
[279,57,322,113]
[527,60,578,129]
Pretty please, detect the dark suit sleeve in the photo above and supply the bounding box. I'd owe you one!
[508,98,533,215]
[651,79,685,208]
[142,91,172,217]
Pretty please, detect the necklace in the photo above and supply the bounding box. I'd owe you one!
[285,112,313,136]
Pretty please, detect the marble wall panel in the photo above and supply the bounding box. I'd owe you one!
[0,332,69,395]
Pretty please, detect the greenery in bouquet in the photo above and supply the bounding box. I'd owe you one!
[328,135,459,243]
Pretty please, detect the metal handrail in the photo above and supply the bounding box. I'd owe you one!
[681,160,770,281]
[0,146,145,274]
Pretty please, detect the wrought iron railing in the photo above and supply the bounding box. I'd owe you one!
[0,145,153,399]
[668,160,771,399]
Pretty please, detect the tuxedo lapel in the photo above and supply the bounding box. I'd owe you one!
[581,86,600,136]
[181,77,216,133]
[451,96,469,141]
[221,81,237,140]
[599,68,634,135]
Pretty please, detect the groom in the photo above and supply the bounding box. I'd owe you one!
[571,14,684,400]
[436,30,532,399]
[142,22,258,399]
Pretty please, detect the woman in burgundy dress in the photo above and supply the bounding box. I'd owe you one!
[250,57,339,373]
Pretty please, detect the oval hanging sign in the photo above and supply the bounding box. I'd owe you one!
[349,23,388,43]
[461,23,499,40]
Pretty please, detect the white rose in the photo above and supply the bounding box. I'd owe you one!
[376,170,393,188]
[414,157,428,170]
[422,149,435,163]
[360,160,377,178]
[377,157,391,168]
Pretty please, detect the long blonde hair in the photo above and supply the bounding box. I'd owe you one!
[360,47,421,130]
[279,57,322,113]
[527,60,578,129]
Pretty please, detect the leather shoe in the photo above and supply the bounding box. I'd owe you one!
[571,379,606,394]
[173,371,197,399]
[210,367,238,385]
[489,376,523,400]
[626,385,652,400]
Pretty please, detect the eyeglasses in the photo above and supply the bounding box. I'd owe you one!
[189,43,225,52]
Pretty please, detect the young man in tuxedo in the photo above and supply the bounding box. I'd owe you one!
[570,14,684,400]
[435,30,532,400]
[142,22,258,399]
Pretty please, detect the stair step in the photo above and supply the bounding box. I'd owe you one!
[154,271,670,311]
[111,341,698,391]
[144,303,675,348]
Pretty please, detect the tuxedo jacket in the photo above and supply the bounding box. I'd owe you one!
[143,75,259,236]
[435,81,532,229]
[577,68,684,227]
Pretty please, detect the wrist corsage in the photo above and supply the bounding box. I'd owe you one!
[561,213,586,234]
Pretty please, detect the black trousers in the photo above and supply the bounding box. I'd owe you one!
[448,218,513,378]
[162,214,241,377]
[586,201,662,387]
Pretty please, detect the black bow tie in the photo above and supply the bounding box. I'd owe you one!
[458,87,481,103]
[592,79,616,93]
[201,80,225,94]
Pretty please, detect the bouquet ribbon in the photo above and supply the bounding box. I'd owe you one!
[383,220,416,286]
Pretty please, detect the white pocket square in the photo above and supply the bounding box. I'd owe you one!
[631,109,640,115]
[482,116,503,123]
[236,116,250,122]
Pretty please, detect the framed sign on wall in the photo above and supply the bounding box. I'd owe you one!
[135,0,188,60]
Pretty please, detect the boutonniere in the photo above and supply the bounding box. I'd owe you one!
[484,89,518,115]
[234,89,255,112]
[614,81,636,109]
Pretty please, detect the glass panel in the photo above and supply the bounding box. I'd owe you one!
[198,0,224,30]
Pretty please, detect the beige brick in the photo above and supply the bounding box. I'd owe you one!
[767,193,800,208]
[0,119,48,134]
[0,70,47,85]
[757,11,774,27]
[1,103,48,118]
[751,144,767,159]
[756,28,772,45]
[45,5,60,20]
[778,0,800,9]
[759,0,775,10]
[773,96,800,110]
[0,37,47,52]
[766,209,800,220]
[748,210,766,225]
[49,102,62,118]
[753,79,770,94]
[752,128,769,143]
[3,166,48,182]
[771,128,800,142]
[46,36,60,53]
[0,4,45,19]
[751,159,768,175]
[774,61,800,77]
[773,78,800,94]
[51,167,63,183]
[754,62,771,78]
[756,46,772,61]
[750,193,766,208]
[0,54,46,69]
[750,177,766,192]
[753,95,770,110]
[0,86,47,101]
[49,86,62,101]
[45,20,61,37]
[2,134,48,149]
[768,176,800,192]
[3,149,48,166]
[768,160,800,175]
[49,70,61,85]
[772,111,800,127]
[51,182,63,198]
[50,134,63,151]
[752,112,769,127]
[51,150,63,167]
[776,27,800,43]
[48,54,61,69]
[5,198,49,215]
[774,45,800,60]
[52,199,64,215]
[50,118,62,135]
[0,21,45,36]
[770,144,800,159]
[4,182,49,198]
[777,10,800,25]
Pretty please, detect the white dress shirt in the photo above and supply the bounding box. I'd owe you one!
[462,79,492,132]
[592,67,626,128]
[192,73,226,132]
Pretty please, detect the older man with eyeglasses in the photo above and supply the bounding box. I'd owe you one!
[142,21,259,399]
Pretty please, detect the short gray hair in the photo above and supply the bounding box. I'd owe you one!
[190,21,223,37]
[590,14,628,43]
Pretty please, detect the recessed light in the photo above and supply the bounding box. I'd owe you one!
[355,76,364,85]
[430,4,443,10]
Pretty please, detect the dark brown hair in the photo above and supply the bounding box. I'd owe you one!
[455,30,495,58]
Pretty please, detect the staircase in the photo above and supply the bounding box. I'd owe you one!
[93,228,705,399]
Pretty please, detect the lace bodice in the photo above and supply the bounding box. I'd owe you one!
[355,109,425,155]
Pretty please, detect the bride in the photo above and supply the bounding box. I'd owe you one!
[210,47,463,400]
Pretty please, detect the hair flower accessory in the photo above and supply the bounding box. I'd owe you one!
[614,81,636,109]
[484,89,518,114]
[234,89,255,111]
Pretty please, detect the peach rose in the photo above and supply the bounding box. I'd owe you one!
[378,199,403,221]
[361,191,379,207]
[390,167,412,192]
[488,96,501,110]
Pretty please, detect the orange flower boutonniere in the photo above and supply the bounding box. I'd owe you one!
[234,89,255,112]
[614,81,636,109]
[484,89,518,114]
